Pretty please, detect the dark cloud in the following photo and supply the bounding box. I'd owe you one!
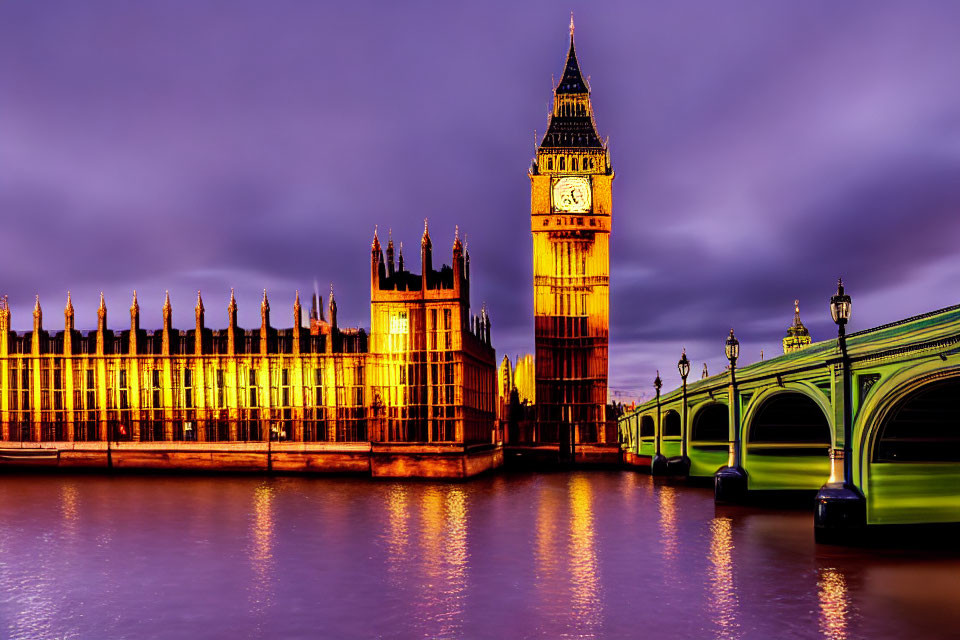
[2,1,959,404]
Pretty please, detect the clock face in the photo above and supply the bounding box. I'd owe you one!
[551,175,592,213]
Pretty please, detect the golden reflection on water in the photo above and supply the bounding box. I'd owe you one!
[708,517,740,639]
[818,568,849,640]
[59,483,79,540]
[417,486,469,640]
[569,475,603,636]
[534,482,562,623]
[657,485,678,565]
[249,482,275,620]
[385,484,410,586]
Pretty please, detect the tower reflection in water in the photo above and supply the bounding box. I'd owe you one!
[708,516,740,639]
[569,475,603,637]
[818,567,849,640]
[416,485,469,640]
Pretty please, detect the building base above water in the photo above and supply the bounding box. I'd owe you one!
[0,441,504,480]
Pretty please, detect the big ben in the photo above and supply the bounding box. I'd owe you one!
[530,17,612,454]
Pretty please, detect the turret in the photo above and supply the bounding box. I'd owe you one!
[227,288,238,356]
[398,241,405,273]
[371,226,386,289]
[0,297,8,357]
[292,290,302,354]
[195,290,205,355]
[452,225,464,292]
[63,292,74,354]
[96,292,107,355]
[129,290,140,355]
[421,218,432,288]
[260,289,270,356]
[161,290,172,356]
[31,295,42,355]
[386,229,396,277]
[328,284,337,332]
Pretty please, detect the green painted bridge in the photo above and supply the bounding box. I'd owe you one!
[618,301,960,537]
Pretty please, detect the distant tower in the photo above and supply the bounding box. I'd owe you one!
[529,16,613,451]
[783,299,812,354]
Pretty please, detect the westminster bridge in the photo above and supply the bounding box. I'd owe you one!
[618,290,960,540]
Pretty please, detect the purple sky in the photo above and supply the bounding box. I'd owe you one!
[2,1,960,403]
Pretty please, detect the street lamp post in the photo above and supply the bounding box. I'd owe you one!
[651,371,667,475]
[670,347,692,476]
[715,329,748,503]
[815,278,866,543]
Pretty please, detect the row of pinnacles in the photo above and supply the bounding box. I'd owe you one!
[370,220,490,345]
[0,286,366,358]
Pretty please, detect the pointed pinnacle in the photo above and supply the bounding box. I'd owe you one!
[294,289,301,307]
[99,291,106,308]
[569,11,575,38]
[261,288,269,310]
[65,291,73,312]
[163,290,171,309]
[196,289,204,311]
[34,294,40,311]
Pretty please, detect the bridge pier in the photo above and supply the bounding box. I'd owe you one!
[650,452,669,475]
[714,465,748,503]
[665,455,690,476]
[814,482,866,543]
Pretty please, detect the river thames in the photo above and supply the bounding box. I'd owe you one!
[0,471,957,639]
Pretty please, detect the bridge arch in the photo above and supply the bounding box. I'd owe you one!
[741,384,833,491]
[855,361,960,525]
[660,409,683,459]
[638,414,656,457]
[662,409,681,437]
[687,401,729,478]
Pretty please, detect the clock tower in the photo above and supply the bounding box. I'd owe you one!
[530,18,613,454]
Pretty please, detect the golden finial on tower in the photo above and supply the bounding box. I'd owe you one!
[569,12,575,38]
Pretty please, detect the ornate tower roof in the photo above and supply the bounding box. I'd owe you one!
[556,15,588,95]
[786,299,810,338]
[538,15,603,150]
[783,299,812,354]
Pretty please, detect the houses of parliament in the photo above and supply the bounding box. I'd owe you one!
[0,21,620,476]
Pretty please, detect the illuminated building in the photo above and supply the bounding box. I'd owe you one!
[783,299,812,354]
[0,224,498,477]
[368,223,496,446]
[529,18,612,450]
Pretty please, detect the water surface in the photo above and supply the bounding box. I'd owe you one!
[0,471,957,639]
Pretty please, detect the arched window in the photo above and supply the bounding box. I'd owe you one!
[875,378,960,462]
[663,410,681,437]
[640,415,655,438]
[748,393,830,444]
[692,404,729,442]
[571,157,578,171]
[559,157,566,171]
[547,157,553,171]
